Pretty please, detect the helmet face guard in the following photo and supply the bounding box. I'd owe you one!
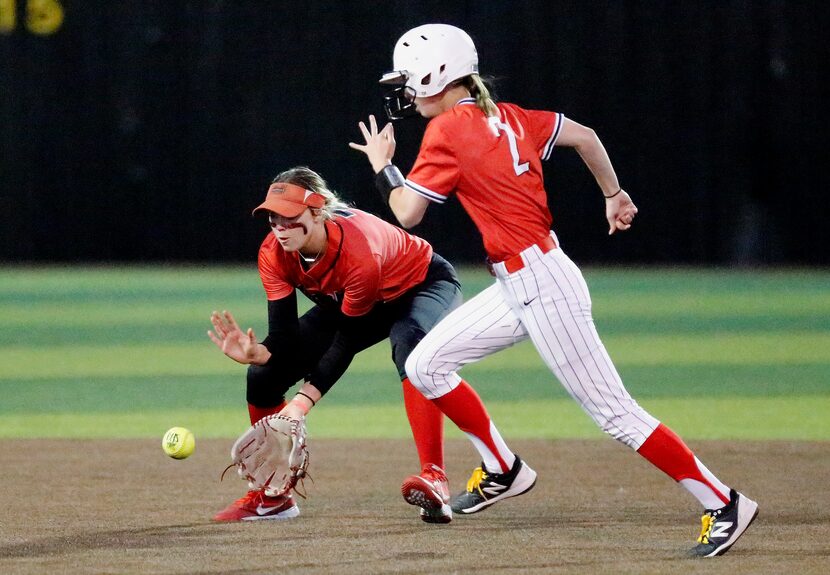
[382,84,418,121]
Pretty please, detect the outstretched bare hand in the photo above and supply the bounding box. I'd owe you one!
[207,310,265,365]
[348,114,397,173]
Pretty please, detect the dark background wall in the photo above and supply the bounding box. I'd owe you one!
[1,1,827,265]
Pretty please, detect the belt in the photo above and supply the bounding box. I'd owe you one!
[487,235,557,276]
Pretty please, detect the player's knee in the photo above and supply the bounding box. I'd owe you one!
[404,346,428,386]
[390,323,426,378]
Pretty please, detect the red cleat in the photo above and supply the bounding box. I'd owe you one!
[401,464,452,524]
[213,489,300,522]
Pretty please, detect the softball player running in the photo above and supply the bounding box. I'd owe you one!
[350,24,758,556]
[208,166,461,523]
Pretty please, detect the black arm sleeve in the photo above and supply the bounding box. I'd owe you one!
[260,292,300,365]
[306,312,376,396]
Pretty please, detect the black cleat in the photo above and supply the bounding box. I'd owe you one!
[690,489,759,557]
[451,455,537,514]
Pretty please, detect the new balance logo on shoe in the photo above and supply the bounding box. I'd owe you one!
[482,482,507,496]
[451,456,537,514]
[690,489,759,557]
[709,521,734,538]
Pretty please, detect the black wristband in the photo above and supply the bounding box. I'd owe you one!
[296,391,316,406]
[375,164,405,203]
[604,188,622,199]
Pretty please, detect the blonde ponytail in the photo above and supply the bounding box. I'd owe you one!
[460,74,498,117]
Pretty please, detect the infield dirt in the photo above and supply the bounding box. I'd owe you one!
[1,438,828,574]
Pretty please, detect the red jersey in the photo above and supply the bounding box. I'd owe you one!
[257,208,433,316]
[405,98,563,262]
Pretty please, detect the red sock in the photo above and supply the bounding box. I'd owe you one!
[637,423,730,505]
[402,378,444,469]
[431,380,510,472]
[247,401,286,425]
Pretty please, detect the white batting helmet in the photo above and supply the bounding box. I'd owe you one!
[379,24,479,118]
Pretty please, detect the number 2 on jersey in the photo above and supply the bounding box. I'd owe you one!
[488,116,530,176]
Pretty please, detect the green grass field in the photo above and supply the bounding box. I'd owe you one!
[1,265,828,440]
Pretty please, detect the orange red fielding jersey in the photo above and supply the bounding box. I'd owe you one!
[405,98,564,263]
[257,208,433,317]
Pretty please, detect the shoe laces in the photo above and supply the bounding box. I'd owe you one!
[465,466,487,495]
[422,464,447,483]
[696,512,714,544]
[232,490,264,508]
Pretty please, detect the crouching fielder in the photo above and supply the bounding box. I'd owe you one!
[208,166,461,523]
[350,24,758,557]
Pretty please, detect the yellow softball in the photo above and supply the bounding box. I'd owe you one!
[162,426,195,459]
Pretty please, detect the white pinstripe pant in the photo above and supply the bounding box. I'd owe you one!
[405,235,660,450]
